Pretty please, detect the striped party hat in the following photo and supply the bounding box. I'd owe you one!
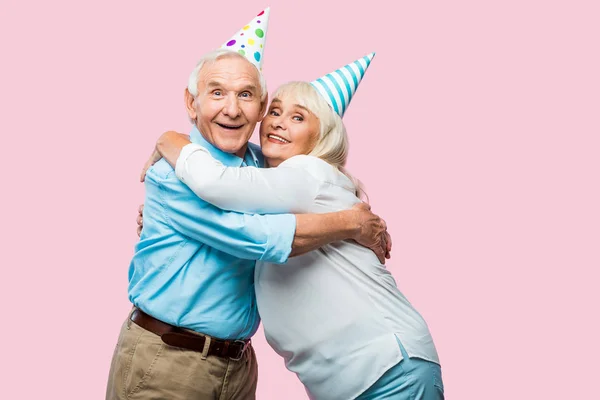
[310,52,375,117]
[219,8,270,71]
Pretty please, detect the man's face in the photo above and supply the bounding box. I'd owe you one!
[186,56,266,157]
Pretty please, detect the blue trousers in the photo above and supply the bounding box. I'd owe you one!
[356,338,444,400]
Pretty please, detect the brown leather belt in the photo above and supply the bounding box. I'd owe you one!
[130,308,250,360]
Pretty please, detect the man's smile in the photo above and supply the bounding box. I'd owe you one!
[215,122,245,130]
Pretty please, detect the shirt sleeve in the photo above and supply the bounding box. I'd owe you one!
[175,143,321,214]
[150,164,295,264]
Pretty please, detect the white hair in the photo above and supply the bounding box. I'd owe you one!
[272,81,367,200]
[187,49,268,101]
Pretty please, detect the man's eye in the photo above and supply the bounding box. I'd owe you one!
[213,91,222,96]
[240,92,251,98]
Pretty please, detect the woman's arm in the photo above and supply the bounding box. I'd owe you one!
[177,144,319,214]
[150,131,391,262]
[156,131,320,214]
[156,131,191,168]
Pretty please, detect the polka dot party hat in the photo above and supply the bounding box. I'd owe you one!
[219,7,270,71]
[310,52,375,117]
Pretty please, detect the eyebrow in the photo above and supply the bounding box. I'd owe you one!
[205,80,224,89]
[205,80,258,93]
[241,83,258,92]
[271,99,310,113]
[293,104,310,113]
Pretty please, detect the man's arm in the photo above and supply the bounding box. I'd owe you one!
[148,169,294,263]
[138,200,390,263]
[141,132,391,263]
[292,203,390,262]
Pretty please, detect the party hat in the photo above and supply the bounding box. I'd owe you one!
[219,8,270,71]
[310,52,375,117]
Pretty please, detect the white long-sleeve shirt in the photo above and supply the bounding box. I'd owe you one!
[176,143,440,400]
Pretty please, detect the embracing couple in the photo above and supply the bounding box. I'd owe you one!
[106,8,444,400]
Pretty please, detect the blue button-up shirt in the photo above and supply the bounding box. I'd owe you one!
[128,126,296,339]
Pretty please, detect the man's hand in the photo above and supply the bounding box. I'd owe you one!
[137,204,144,237]
[349,203,392,264]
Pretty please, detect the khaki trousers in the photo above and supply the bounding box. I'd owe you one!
[106,314,258,400]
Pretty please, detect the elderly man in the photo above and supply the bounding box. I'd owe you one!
[106,10,389,400]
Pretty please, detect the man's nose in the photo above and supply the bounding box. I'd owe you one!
[222,95,241,118]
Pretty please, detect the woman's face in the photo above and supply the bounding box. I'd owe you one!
[259,93,320,167]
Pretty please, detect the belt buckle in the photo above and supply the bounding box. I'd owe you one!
[230,340,250,361]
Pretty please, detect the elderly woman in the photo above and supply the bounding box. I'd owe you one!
[141,56,444,400]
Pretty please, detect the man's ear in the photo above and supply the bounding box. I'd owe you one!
[257,92,269,122]
[184,88,197,122]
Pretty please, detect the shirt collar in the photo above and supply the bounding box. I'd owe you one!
[245,143,262,167]
[190,125,259,167]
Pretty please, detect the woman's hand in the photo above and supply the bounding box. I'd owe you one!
[140,147,162,182]
[137,204,144,237]
[140,131,190,182]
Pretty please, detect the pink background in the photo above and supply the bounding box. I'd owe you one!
[2,0,599,398]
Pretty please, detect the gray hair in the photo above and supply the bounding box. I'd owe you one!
[272,81,367,200]
[187,49,268,101]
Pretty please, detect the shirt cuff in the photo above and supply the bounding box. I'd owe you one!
[260,213,296,264]
[175,143,205,182]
